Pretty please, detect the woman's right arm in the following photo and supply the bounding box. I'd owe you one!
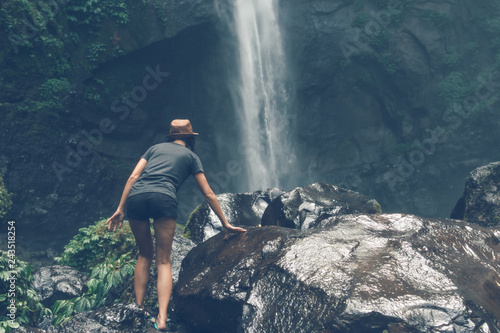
[106,158,147,231]
[194,172,247,239]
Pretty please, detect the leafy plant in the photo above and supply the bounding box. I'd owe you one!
[439,72,473,108]
[86,42,107,68]
[0,176,12,220]
[443,47,461,68]
[55,218,138,274]
[0,251,51,333]
[419,9,452,27]
[66,0,129,29]
[51,253,135,326]
[368,29,389,50]
[39,78,70,102]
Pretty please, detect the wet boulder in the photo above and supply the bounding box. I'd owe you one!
[173,214,500,333]
[184,188,283,243]
[261,182,382,230]
[54,302,183,333]
[451,162,500,227]
[32,265,88,308]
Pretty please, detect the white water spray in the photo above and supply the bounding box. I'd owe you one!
[232,0,295,191]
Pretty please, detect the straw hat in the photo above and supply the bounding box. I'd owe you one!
[166,119,199,138]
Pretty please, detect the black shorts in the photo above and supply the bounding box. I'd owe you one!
[126,193,178,221]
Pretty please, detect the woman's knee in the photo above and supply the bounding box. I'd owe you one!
[138,248,154,260]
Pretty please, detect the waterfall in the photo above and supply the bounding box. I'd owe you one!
[231,0,295,191]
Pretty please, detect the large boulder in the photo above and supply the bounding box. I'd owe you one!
[184,188,283,244]
[173,214,500,333]
[451,162,500,227]
[261,182,382,230]
[32,265,88,308]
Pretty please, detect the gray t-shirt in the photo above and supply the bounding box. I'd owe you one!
[128,142,204,201]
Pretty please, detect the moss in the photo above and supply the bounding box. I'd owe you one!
[372,201,383,214]
[183,204,203,239]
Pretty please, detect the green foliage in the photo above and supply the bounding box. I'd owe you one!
[51,218,139,325]
[0,251,50,332]
[51,253,135,326]
[17,78,70,115]
[481,17,500,34]
[394,141,421,155]
[375,52,399,74]
[464,42,479,55]
[86,42,107,68]
[39,78,71,103]
[443,47,461,68]
[55,218,138,274]
[368,29,389,50]
[419,9,452,27]
[439,72,473,108]
[66,0,129,29]
[0,176,12,220]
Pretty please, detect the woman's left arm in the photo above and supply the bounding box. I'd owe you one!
[106,158,147,231]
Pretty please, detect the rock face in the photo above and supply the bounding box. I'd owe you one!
[32,265,88,308]
[451,162,500,227]
[173,214,500,333]
[184,188,283,244]
[261,182,382,230]
[279,0,500,218]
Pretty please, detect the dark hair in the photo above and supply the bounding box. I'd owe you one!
[167,136,196,151]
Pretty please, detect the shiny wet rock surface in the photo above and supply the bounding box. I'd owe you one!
[173,214,500,333]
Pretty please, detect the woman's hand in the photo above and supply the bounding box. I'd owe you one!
[106,210,124,232]
[223,224,247,240]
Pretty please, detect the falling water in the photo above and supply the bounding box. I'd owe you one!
[231,0,295,191]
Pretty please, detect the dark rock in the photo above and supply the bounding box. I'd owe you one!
[173,214,500,333]
[171,229,196,286]
[184,188,283,244]
[451,162,500,227]
[32,265,88,308]
[15,303,186,332]
[55,303,169,333]
[261,182,382,230]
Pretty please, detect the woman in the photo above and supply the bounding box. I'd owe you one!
[106,119,246,331]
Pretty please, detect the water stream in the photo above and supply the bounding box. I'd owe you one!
[231,0,295,191]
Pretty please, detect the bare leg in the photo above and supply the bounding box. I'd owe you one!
[153,217,176,330]
[129,219,153,311]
